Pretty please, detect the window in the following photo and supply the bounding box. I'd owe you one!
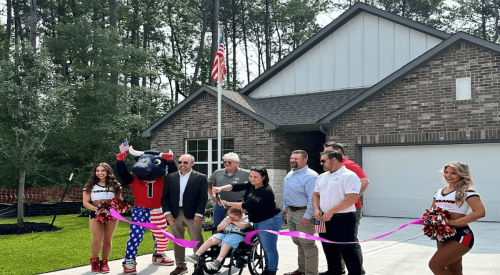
[456,77,471,100]
[186,138,234,176]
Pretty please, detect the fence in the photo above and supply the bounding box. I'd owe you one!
[0,187,134,218]
[0,187,133,203]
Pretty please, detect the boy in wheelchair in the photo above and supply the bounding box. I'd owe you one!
[186,207,251,270]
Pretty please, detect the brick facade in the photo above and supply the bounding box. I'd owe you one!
[150,93,326,207]
[151,93,325,172]
[329,42,500,158]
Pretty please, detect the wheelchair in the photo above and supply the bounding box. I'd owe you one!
[195,226,265,275]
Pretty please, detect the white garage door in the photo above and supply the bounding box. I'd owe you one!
[362,143,500,222]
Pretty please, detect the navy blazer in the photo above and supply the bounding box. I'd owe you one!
[161,170,208,219]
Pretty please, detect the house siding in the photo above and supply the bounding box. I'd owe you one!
[328,42,500,157]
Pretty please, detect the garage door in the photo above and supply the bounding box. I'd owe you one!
[362,143,500,222]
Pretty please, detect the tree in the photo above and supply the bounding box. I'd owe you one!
[0,44,73,226]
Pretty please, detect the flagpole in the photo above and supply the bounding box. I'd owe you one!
[217,22,222,170]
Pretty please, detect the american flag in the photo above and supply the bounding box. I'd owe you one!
[119,140,129,153]
[211,31,226,82]
[314,218,326,233]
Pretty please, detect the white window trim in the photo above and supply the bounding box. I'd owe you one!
[456,77,471,100]
[185,138,233,176]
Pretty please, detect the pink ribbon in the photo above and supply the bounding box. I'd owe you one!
[110,208,199,248]
[245,218,424,245]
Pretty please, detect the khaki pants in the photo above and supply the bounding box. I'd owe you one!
[170,208,204,268]
[287,209,318,275]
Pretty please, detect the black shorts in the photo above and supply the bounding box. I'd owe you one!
[89,210,96,220]
[448,226,474,248]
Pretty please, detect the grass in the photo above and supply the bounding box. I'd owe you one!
[0,214,212,275]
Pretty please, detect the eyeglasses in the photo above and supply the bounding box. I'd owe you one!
[178,161,190,165]
[223,161,233,164]
[250,166,265,171]
[320,159,331,164]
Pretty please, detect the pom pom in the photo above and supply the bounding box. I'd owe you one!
[95,198,131,224]
[421,207,456,242]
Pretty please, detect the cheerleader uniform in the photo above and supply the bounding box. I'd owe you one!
[433,188,479,248]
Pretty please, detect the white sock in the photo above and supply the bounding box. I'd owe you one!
[217,257,223,261]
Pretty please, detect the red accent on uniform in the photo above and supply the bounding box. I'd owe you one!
[460,233,472,246]
[130,176,164,209]
[342,157,367,209]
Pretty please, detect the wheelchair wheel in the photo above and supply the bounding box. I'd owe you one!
[200,250,226,275]
[248,240,265,275]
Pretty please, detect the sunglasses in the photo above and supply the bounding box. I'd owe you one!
[320,159,332,164]
[223,161,233,164]
[250,166,265,171]
[178,161,190,165]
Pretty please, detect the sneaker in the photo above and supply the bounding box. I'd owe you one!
[90,257,100,273]
[185,254,200,264]
[122,259,137,275]
[153,252,175,266]
[206,260,221,270]
[170,266,188,275]
[100,259,110,273]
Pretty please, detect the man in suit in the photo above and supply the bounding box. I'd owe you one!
[162,154,208,275]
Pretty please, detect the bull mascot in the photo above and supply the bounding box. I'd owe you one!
[115,146,178,275]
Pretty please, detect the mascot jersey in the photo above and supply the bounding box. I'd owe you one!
[129,176,164,209]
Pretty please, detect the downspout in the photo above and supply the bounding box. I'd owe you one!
[319,126,328,143]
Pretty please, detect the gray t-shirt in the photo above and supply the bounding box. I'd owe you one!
[208,168,250,202]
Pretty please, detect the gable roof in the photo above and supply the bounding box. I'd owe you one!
[238,2,451,96]
[141,86,277,137]
[319,31,500,125]
[142,85,367,137]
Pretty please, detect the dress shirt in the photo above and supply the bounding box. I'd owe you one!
[314,166,361,213]
[283,166,318,219]
[179,170,191,206]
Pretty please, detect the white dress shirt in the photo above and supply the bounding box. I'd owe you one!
[179,170,191,207]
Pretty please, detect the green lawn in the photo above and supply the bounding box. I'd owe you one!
[0,214,211,275]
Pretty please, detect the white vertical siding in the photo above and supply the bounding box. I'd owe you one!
[249,12,443,98]
[295,54,309,94]
[321,34,334,90]
[363,13,379,86]
[348,14,364,88]
[334,25,349,89]
[308,44,322,92]
[282,63,295,94]
[378,18,394,80]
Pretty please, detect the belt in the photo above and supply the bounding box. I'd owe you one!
[288,206,307,211]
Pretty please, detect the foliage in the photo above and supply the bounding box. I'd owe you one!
[0,214,212,275]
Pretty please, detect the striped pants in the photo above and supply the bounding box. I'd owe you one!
[125,206,170,259]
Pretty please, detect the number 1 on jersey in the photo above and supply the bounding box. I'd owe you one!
[146,182,153,198]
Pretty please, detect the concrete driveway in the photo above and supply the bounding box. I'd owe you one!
[42,216,499,275]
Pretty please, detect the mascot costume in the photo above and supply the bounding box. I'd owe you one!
[116,146,178,274]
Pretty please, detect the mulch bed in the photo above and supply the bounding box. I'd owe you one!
[0,222,62,235]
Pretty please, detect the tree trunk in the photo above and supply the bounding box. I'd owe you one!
[241,6,250,83]
[29,0,37,53]
[14,0,20,45]
[190,0,209,94]
[264,0,271,70]
[109,0,117,27]
[209,0,220,87]
[232,0,237,88]
[5,0,12,53]
[17,169,25,227]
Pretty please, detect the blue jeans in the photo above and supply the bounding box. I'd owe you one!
[254,212,284,271]
[213,204,230,227]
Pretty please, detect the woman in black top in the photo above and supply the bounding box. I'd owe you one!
[213,166,284,275]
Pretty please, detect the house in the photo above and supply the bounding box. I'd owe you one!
[143,3,500,222]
